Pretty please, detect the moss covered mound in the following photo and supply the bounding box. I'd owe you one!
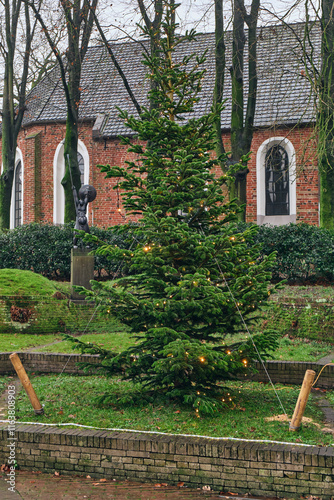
[0,269,57,296]
[0,269,93,334]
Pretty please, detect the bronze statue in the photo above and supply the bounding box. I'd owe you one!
[73,184,97,248]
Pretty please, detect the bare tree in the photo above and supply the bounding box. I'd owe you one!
[26,0,98,223]
[317,0,334,229]
[0,0,42,230]
[213,0,260,220]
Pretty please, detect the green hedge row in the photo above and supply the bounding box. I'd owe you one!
[232,222,334,283]
[256,223,334,283]
[0,222,334,283]
[0,223,131,281]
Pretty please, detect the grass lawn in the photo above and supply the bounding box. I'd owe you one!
[0,375,11,394]
[0,330,332,363]
[2,373,332,447]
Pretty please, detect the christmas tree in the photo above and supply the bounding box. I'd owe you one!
[71,3,277,415]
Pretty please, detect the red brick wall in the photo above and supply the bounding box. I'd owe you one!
[4,122,319,228]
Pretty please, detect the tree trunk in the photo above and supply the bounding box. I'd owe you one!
[0,0,27,230]
[138,0,163,111]
[229,0,247,219]
[0,53,15,229]
[318,0,334,228]
[62,107,81,223]
[213,0,226,164]
[61,8,82,222]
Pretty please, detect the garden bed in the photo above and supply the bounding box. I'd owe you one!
[3,373,333,446]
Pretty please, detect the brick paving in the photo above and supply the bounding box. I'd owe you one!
[0,471,277,500]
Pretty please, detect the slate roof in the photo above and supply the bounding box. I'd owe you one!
[22,21,321,138]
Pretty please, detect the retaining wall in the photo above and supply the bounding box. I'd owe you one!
[0,424,333,499]
[0,352,333,388]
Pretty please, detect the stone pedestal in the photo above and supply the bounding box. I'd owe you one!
[71,248,94,301]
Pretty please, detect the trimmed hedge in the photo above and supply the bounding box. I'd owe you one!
[0,223,131,281]
[1,222,334,283]
[256,223,334,283]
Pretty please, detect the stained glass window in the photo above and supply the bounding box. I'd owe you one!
[265,145,289,216]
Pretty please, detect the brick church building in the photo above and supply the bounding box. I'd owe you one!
[2,22,320,229]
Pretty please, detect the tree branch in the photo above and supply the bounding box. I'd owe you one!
[91,6,142,116]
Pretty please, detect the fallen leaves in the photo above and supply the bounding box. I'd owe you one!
[93,478,108,485]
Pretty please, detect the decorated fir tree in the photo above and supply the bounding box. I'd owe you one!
[71,4,277,414]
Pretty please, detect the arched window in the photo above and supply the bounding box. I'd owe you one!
[8,149,24,229]
[265,145,289,216]
[256,137,296,226]
[53,141,90,224]
[14,161,22,227]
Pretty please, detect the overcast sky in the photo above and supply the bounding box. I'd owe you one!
[103,0,311,41]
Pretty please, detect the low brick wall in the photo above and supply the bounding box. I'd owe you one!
[0,352,100,375]
[0,424,333,498]
[250,360,334,388]
[0,352,333,388]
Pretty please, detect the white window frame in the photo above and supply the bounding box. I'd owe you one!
[256,137,296,226]
[53,139,90,224]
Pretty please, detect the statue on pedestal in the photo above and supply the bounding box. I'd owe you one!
[72,184,97,248]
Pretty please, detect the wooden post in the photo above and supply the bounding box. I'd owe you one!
[9,353,44,415]
[289,369,316,431]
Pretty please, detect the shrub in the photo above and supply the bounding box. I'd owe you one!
[256,223,334,283]
[0,223,130,280]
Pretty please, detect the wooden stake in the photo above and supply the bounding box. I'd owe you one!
[9,353,44,415]
[289,369,315,431]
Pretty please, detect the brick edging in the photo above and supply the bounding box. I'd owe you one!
[0,424,333,498]
[0,352,333,388]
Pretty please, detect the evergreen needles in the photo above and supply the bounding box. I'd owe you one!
[75,3,277,415]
